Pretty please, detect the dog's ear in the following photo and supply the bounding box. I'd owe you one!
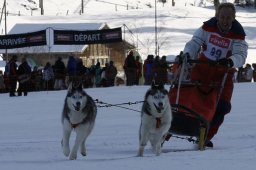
[151,80,156,89]
[67,82,73,92]
[158,83,164,90]
[151,81,164,90]
[76,82,83,91]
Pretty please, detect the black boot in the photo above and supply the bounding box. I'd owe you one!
[205,140,213,148]
[195,140,214,148]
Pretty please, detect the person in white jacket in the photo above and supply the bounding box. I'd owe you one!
[179,2,248,147]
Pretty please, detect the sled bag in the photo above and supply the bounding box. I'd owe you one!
[169,85,218,122]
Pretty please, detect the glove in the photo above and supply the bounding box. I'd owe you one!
[217,58,234,68]
[175,51,190,64]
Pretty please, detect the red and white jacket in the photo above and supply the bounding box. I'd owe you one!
[183,17,248,68]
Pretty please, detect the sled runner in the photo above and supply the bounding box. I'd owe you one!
[167,57,229,150]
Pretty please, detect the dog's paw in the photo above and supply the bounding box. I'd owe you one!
[69,152,77,160]
[80,145,87,156]
[81,150,87,157]
[155,146,162,156]
[63,147,70,157]
[137,153,143,157]
[137,149,144,157]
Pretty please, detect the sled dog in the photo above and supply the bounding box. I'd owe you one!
[61,83,97,160]
[137,83,172,156]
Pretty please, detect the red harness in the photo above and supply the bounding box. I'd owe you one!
[71,123,80,129]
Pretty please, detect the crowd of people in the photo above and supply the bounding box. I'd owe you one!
[0,55,118,97]
[0,52,255,97]
[123,51,169,86]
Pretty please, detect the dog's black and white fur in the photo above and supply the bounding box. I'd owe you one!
[61,83,97,160]
[137,83,172,156]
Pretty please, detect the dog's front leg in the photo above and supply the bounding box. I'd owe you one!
[137,126,149,157]
[62,120,72,157]
[80,126,91,157]
[150,133,162,156]
[80,139,87,156]
[69,126,87,160]
[154,124,171,156]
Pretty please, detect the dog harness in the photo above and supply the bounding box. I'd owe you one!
[144,106,162,129]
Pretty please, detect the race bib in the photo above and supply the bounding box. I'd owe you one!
[203,33,231,60]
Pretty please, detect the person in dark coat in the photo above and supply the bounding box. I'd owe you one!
[67,56,77,84]
[155,55,168,84]
[135,56,142,85]
[105,61,117,87]
[17,57,31,96]
[75,58,88,85]
[8,55,18,97]
[53,57,66,90]
[123,51,137,86]
[143,55,154,85]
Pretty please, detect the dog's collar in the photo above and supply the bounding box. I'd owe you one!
[67,116,86,129]
[71,122,80,129]
[143,103,162,129]
[144,103,161,118]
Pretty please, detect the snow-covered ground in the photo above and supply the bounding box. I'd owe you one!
[0,83,256,170]
[0,2,255,169]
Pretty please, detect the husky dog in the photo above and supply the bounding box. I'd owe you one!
[61,83,97,160]
[137,82,172,156]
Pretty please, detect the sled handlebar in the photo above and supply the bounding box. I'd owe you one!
[168,59,224,66]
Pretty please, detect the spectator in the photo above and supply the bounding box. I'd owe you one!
[236,66,245,82]
[252,63,256,82]
[76,58,88,85]
[124,51,137,86]
[53,57,66,90]
[152,55,161,82]
[0,70,5,93]
[31,66,43,91]
[135,56,142,85]
[7,55,18,97]
[143,54,154,85]
[244,64,253,82]
[93,62,102,87]
[66,56,77,84]
[100,62,109,87]
[17,57,31,96]
[105,61,117,87]
[155,55,169,84]
[43,62,54,90]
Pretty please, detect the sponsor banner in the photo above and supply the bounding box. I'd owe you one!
[0,30,47,49]
[54,27,122,45]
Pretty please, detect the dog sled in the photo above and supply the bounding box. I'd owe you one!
[166,57,230,150]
